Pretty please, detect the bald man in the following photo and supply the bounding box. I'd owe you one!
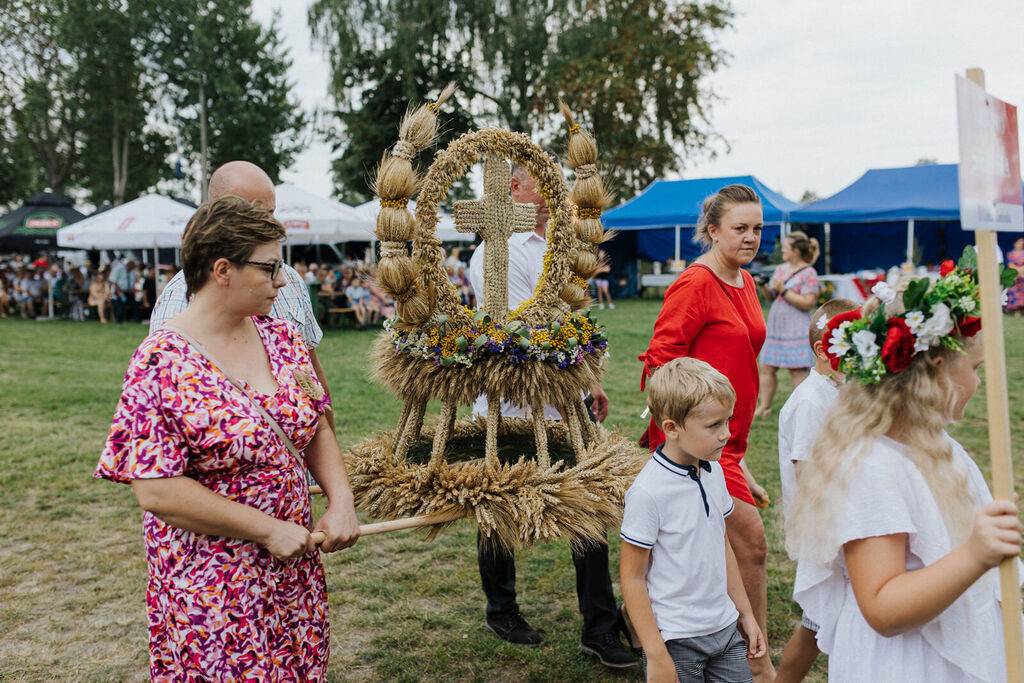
[151,161,335,431]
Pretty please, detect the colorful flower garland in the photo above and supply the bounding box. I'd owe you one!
[824,247,1015,384]
[385,308,609,369]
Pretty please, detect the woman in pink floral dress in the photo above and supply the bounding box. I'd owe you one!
[754,231,820,417]
[1006,237,1024,316]
[95,196,360,680]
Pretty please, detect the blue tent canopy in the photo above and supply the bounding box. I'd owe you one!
[789,164,962,223]
[789,164,1024,272]
[602,175,800,262]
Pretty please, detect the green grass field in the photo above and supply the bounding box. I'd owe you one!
[0,300,1021,681]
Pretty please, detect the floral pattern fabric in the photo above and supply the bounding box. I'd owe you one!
[1006,250,1024,311]
[760,264,819,368]
[95,316,329,681]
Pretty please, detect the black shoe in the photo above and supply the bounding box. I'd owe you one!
[485,611,542,646]
[617,603,643,656]
[580,631,639,669]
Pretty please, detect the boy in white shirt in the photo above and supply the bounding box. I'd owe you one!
[620,357,765,682]
[775,298,858,683]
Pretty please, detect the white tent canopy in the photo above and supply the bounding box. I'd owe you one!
[274,183,373,244]
[354,199,472,242]
[56,194,195,249]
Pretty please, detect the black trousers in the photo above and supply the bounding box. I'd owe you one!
[477,532,619,639]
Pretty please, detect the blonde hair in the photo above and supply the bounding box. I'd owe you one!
[786,230,820,264]
[693,184,761,250]
[646,357,736,428]
[809,298,859,347]
[785,336,980,565]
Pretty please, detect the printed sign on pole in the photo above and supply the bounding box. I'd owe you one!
[956,75,1023,231]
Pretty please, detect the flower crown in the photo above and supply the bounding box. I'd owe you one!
[824,247,1016,384]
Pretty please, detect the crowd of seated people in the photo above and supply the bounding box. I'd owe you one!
[294,246,476,330]
[0,254,170,324]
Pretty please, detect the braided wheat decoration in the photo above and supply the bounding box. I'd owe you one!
[351,87,646,552]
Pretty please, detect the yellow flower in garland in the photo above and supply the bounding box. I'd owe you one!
[571,314,595,344]
[427,328,440,347]
[440,327,472,357]
[531,329,552,347]
[551,322,579,351]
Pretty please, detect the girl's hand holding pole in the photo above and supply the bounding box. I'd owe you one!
[965,500,1021,570]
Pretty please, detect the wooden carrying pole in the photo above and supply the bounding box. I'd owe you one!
[967,66,1024,683]
[310,509,466,543]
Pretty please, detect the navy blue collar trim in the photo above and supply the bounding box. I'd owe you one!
[654,446,712,517]
[653,447,711,478]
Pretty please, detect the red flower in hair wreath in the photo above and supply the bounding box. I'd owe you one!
[822,247,1015,384]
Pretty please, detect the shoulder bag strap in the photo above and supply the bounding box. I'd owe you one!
[162,324,305,462]
[782,265,811,290]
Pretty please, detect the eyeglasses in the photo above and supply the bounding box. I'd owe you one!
[243,259,284,279]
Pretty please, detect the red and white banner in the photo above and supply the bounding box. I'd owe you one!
[956,75,1023,232]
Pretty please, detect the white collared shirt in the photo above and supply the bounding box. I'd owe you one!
[468,229,560,419]
[149,263,323,349]
[468,229,547,310]
[778,369,838,526]
[620,448,737,640]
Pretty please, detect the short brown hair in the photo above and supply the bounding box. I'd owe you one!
[809,298,859,346]
[646,357,736,428]
[694,184,761,250]
[181,195,285,298]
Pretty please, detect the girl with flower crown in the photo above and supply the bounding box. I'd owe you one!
[785,254,1021,682]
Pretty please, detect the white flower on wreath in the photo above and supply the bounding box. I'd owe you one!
[913,303,954,353]
[872,281,897,305]
[828,328,851,358]
[852,329,879,360]
[958,296,977,313]
[923,303,954,337]
[1003,289,1009,307]
[905,310,926,333]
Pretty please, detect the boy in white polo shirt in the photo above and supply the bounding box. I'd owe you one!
[621,357,765,682]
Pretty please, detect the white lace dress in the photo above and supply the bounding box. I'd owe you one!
[793,434,1011,682]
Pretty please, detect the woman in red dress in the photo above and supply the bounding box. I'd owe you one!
[638,184,773,681]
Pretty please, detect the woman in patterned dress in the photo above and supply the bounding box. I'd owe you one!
[1005,237,1024,316]
[95,196,360,680]
[754,231,820,417]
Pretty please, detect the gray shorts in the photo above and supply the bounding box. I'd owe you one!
[801,612,819,633]
[642,623,752,683]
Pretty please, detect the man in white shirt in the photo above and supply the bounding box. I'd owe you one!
[149,161,334,431]
[469,160,633,669]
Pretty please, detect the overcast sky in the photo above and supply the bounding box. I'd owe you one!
[252,0,1024,203]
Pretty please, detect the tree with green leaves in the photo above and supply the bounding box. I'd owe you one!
[541,0,733,199]
[0,0,83,195]
[0,105,44,208]
[63,0,172,205]
[0,0,173,205]
[136,0,307,191]
[309,0,484,202]
[308,0,733,201]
